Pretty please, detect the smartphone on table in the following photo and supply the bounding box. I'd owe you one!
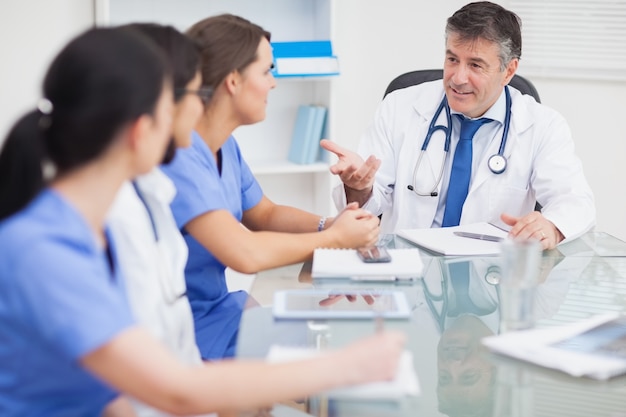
[357,246,392,263]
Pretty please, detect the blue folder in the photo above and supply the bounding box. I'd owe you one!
[272,40,334,58]
[288,105,317,165]
[287,105,328,165]
[305,106,327,164]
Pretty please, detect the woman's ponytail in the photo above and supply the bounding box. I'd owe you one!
[0,27,170,221]
[0,109,48,221]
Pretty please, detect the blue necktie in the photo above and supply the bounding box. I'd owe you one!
[447,262,472,318]
[442,116,492,227]
[446,261,495,317]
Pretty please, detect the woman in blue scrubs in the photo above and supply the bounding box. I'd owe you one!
[0,25,405,417]
[162,14,381,361]
[0,27,173,416]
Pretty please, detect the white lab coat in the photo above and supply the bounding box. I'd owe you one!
[108,169,213,417]
[333,80,595,241]
[109,171,318,417]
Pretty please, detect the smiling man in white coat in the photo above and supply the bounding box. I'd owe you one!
[321,1,595,250]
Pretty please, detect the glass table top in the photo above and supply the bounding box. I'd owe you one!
[237,232,626,417]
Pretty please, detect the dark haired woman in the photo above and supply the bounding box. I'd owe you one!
[0,26,173,415]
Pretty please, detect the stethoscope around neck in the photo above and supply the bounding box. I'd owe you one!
[407,86,512,197]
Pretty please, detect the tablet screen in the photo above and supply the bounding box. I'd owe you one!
[550,316,626,360]
[273,290,410,319]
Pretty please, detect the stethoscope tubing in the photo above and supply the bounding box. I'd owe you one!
[409,86,512,197]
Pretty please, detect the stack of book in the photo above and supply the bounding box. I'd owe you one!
[287,104,327,165]
[271,40,339,78]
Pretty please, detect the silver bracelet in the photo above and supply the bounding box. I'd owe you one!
[317,216,327,232]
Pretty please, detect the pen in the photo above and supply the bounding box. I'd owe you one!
[453,231,504,242]
[370,289,384,333]
[375,314,384,333]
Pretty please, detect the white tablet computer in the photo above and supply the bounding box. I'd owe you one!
[272,289,411,320]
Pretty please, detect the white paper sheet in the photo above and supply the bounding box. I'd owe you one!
[482,313,626,380]
[267,345,420,399]
[397,222,509,256]
[275,56,339,75]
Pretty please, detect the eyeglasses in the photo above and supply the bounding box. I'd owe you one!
[175,86,214,103]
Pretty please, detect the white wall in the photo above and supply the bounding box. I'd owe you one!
[1,0,624,242]
[534,79,626,242]
[0,0,94,145]
[331,0,626,241]
[331,0,465,151]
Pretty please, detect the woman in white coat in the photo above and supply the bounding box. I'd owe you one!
[321,1,595,250]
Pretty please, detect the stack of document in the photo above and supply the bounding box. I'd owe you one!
[482,313,626,380]
[311,248,423,281]
[267,345,420,399]
[397,222,509,256]
[271,40,339,78]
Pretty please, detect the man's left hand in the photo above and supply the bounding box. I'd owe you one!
[501,212,564,250]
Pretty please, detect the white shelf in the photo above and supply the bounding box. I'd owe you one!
[102,0,336,215]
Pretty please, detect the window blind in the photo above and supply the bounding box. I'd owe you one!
[510,0,626,81]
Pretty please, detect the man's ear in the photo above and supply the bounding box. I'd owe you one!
[503,58,519,86]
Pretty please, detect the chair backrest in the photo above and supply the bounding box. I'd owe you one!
[383,69,541,103]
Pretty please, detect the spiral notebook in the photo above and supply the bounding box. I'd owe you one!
[311,248,423,281]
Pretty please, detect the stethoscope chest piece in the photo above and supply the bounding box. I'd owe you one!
[484,265,501,285]
[488,154,507,174]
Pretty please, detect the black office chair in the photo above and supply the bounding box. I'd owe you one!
[382,69,543,212]
[383,69,541,103]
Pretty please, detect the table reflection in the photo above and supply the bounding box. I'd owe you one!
[238,232,626,417]
[437,315,496,417]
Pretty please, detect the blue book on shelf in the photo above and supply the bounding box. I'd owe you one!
[271,40,339,78]
[305,106,327,164]
[288,105,317,165]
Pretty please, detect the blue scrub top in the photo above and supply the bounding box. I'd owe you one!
[0,190,134,416]
[162,132,263,360]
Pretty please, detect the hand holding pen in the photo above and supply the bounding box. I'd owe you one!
[337,327,406,385]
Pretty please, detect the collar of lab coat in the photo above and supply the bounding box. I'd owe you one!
[133,167,177,205]
[409,80,536,135]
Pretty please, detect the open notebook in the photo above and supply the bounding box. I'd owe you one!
[312,248,423,281]
[397,222,509,256]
